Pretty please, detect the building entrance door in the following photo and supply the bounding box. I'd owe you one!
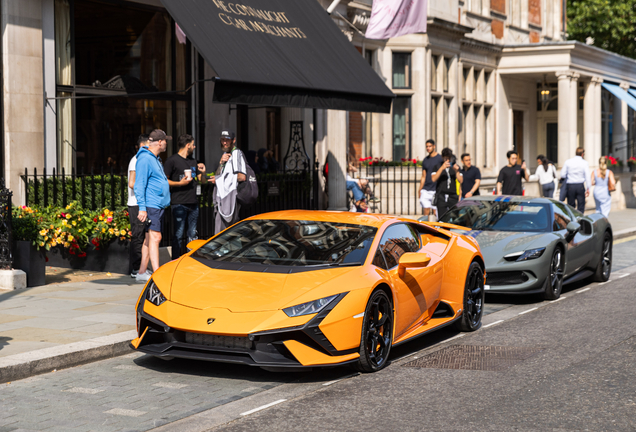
[546,122,558,163]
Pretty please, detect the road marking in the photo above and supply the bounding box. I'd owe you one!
[615,273,630,279]
[553,297,565,302]
[614,235,636,245]
[240,399,287,416]
[578,288,591,293]
[444,333,466,343]
[153,382,188,389]
[518,307,538,315]
[63,387,103,394]
[483,320,504,328]
[104,408,147,417]
[322,373,359,387]
[599,280,612,286]
[395,352,418,362]
[114,365,138,370]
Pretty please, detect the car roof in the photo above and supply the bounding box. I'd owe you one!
[247,210,406,228]
[462,195,555,205]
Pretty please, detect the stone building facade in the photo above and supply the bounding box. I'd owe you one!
[2,0,636,210]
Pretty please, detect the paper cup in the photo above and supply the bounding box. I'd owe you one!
[184,169,192,180]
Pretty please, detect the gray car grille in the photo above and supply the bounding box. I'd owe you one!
[184,332,252,350]
[487,271,529,286]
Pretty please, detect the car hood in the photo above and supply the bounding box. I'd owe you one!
[466,230,550,267]
[165,256,359,312]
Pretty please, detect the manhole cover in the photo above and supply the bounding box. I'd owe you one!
[402,345,543,371]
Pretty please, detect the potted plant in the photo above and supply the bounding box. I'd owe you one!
[605,155,622,174]
[628,157,636,172]
[12,206,47,287]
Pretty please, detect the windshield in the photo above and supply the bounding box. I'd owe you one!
[193,219,377,267]
[440,201,551,233]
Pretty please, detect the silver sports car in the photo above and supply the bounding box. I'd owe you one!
[439,196,612,300]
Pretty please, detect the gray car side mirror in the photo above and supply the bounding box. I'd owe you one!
[566,221,581,234]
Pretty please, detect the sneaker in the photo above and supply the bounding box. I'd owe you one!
[131,270,139,278]
[369,196,381,203]
[135,271,152,283]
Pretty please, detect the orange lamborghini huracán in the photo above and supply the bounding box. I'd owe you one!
[132,211,485,372]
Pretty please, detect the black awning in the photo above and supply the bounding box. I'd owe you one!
[160,0,394,113]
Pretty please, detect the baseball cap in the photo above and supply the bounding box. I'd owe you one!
[220,129,236,140]
[149,129,172,142]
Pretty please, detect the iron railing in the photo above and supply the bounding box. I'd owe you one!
[0,179,12,270]
[21,168,315,250]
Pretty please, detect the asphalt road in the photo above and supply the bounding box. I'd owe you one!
[1,239,635,432]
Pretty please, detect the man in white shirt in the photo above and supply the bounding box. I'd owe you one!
[127,134,149,277]
[560,147,590,213]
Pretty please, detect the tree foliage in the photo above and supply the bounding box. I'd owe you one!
[567,0,636,59]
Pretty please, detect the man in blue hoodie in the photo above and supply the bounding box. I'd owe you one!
[134,129,171,283]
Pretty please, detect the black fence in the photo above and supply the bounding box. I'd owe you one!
[21,168,316,250]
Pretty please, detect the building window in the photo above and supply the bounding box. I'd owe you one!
[55,0,191,172]
[393,97,411,160]
[392,52,411,89]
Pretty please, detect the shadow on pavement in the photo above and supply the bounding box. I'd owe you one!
[0,336,12,352]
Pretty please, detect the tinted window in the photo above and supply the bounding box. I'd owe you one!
[552,202,572,231]
[375,224,420,269]
[194,220,377,267]
[441,201,551,233]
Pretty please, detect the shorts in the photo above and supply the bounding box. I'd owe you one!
[419,189,437,210]
[145,207,165,232]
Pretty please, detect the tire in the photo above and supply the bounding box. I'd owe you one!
[455,262,485,332]
[356,289,394,373]
[593,232,612,282]
[543,247,564,300]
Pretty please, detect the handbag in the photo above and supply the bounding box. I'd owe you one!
[608,172,616,193]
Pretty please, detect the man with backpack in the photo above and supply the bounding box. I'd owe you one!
[210,129,258,234]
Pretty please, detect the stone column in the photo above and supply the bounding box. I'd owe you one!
[584,77,603,167]
[569,73,580,154]
[556,71,572,167]
[326,110,348,211]
[613,83,629,163]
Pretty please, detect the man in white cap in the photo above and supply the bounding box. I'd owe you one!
[209,129,246,234]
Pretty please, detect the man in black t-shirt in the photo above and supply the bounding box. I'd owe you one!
[417,139,444,220]
[460,153,481,198]
[431,148,463,219]
[496,150,529,195]
[164,134,206,259]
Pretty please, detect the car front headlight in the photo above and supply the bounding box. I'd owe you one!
[505,247,546,262]
[283,294,339,317]
[146,280,166,306]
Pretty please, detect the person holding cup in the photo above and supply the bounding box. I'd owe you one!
[164,134,206,260]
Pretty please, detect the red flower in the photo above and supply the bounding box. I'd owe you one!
[69,249,75,255]
[93,218,98,222]
[45,256,49,262]
[60,213,66,218]
[401,158,406,162]
[77,252,87,258]
[412,159,417,164]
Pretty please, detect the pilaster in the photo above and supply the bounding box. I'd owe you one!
[556,71,571,167]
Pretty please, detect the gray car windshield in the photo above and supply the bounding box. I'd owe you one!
[193,219,377,267]
[441,201,551,233]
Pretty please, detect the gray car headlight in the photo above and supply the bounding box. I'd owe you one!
[283,294,339,317]
[513,247,546,262]
[146,280,167,306]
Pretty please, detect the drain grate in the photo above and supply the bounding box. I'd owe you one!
[402,345,543,371]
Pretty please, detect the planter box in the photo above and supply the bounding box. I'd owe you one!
[47,241,130,275]
[13,241,46,287]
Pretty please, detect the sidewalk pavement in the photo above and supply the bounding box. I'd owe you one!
[1,208,635,384]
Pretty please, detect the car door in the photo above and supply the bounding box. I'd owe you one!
[552,201,588,275]
[372,223,438,338]
[566,205,595,270]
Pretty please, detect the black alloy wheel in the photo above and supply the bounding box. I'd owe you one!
[356,289,394,372]
[543,248,564,300]
[594,232,612,282]
[456,261,485,332]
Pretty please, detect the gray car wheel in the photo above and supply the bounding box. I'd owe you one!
[593,232,612,282]
[543,248,564,300]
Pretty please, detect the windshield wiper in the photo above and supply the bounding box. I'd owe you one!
[327,262,362,267]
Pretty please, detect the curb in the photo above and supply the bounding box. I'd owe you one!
[613,227,636,241]
[0,330,136,384]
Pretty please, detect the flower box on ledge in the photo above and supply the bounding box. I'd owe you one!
[46,240,130,275]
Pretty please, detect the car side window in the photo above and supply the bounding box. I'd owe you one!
[373,224,420,270]
[552,202,572,231]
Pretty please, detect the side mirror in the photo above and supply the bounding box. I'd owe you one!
[398,252,431,277]
[566,221,581,234]
[186,239,206,252]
